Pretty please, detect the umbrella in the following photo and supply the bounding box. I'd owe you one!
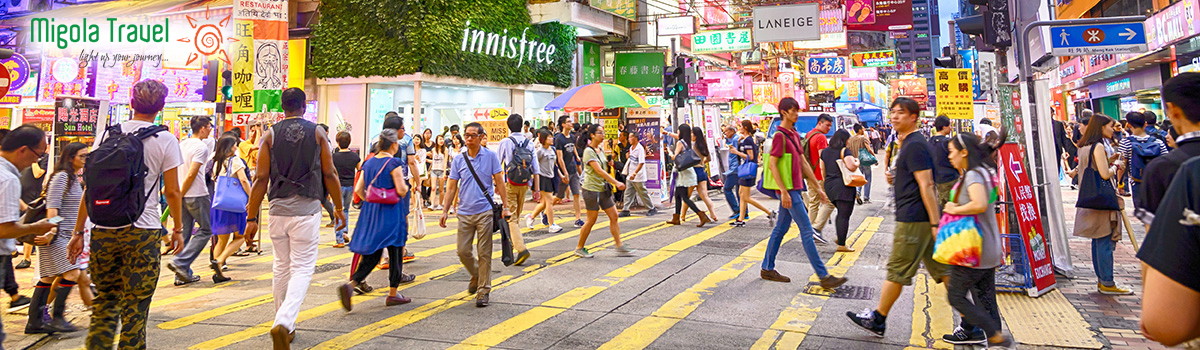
[543,83,650,112]
[737,103,779,117]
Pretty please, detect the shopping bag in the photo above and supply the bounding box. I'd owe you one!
[933,214,984,268]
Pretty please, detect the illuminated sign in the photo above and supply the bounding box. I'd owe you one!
[849,50,897,67]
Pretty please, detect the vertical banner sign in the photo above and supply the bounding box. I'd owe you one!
[233,0,288,113]
[628,117,662,199]
[935,68,973,119]
[999,143,1057,295]
[580,42,600,85]
[54,97,101,137]
[613,52,665,89]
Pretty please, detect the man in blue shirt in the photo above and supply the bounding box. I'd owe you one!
[440,122,510,308]
[721,126,742,219]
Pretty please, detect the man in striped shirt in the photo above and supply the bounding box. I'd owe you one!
[1119,111,1168,201]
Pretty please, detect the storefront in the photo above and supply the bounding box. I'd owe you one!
[1084,67,1166,118]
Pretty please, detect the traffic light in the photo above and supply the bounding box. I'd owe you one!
[220,70,233,100]
[663,65,683,99]
[201,60,218,102]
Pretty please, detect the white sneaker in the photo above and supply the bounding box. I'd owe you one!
[548,224,563,233]
[523,214,534,229]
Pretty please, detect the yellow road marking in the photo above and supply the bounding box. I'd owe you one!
[750,217,884,350]
[447,212,765,350]
[909,274,953,349]
[183,216,642,349]
[311,215,747,350]
[595,229,798,349]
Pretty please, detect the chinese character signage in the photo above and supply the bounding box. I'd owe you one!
[752,82,781,104]
[54,97,101,137]
[806,56,847,75]
[39,57,98,101]
[24,108,55,132]
[613,52,665,89]
[847,0,913,31]
[95,61,206,104]
[849,50,897,68]
[692,28,754,54]
[580,42,600,85]
[935,68,973,119]
[999,143,1057,295]
[232,0,289,113]
[879,61,916,74]
[1,53,32,94]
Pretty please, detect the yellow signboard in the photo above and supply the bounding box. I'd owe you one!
[816,78,838,91]
[935,68,973,120]
[479,120,510,144]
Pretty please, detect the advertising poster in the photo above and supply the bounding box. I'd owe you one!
[705,71,744,100]
[591,0,636,20]
[999,143,1057,295]
[628,117,663,198]
[613,52,665,89]
[849,50,897,67]
[793,6,848,50]
[935,68,973,119]
[846,0,876,25]
[847,0,913,31]
[233,0,289,113]
[0,53,31,104]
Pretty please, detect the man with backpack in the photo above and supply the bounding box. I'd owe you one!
[929,116,960,206]
[167,115,221,285]
[802,114,834,243]
[68,79,186,349]
[497,113,537,266]
[1137,73,1200,216]
[244,88,346,350]
[1119,111,1168,201]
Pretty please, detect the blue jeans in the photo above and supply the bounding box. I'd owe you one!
[762,190,829,277]
[337,186,353,244]
[1092,237,1115,284]
[722,172,740,216]
[175,196,214,277]
[858,165,873,200]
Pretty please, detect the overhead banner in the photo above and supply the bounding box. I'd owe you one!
[704,71,745,100]
[592,0,636,20]
[847,0,913,31]
[752,3,821,42]
[233,0,289,113]
[612,52,665,89]
[935,68,973,119]
[692,28,754,54]
[879,61,916,74]
[806,56,848,76]
[849,50,897,67]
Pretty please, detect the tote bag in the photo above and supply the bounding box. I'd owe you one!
[933,213,984,267]
[1077,144,1121,210]
[762,130,801,191]
[211,158,249,213]
[837,149,867,187]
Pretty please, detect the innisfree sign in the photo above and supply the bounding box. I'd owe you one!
[1049,21,1148,56]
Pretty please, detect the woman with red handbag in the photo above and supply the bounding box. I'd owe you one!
[337,130,416,310]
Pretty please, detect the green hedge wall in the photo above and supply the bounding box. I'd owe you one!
[311,0,577,87]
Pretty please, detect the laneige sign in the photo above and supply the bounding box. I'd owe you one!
[752,3,820,43]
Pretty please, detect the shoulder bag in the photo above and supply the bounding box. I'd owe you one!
[365,158,401,205]
[463,151,515,267]
[858,146,878,167]
[212,158,250,213]
[1077,144,1121,210]
[837,148,868,187]
[762,130,801,191]
[932,174,984,268]
[674,141,701,170]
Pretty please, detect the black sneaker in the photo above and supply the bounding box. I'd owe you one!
[845,308,886,337]
[618,211,631,218]
[7,295,30,312]
[942,326,986,345]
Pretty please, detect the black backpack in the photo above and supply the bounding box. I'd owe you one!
[505,136,534,185]
[84,124,169,227]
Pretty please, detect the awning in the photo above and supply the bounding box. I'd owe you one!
[528,1,630,37]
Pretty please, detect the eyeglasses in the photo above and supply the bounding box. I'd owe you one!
[464,133,483,139]
[27,145,46,159]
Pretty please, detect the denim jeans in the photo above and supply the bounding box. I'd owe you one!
[859,165,873,200]
[1092,237,1115,284]
[337,186,353,244]
[722,172,740,216]
[175,196,213,277]
[762,190,829,277]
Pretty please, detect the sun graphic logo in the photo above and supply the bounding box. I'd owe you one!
[177,7,239,66]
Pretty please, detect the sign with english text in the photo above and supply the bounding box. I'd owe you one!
[691,28,753,53]
[999,143,1057,296]
[752,3,821,42]
[1050,22,1148,56]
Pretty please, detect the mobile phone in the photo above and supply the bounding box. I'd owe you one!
[47,216,64,225]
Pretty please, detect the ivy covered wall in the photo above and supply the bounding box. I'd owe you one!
[310,0,577,87]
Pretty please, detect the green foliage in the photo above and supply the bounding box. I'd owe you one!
[311,0,576,87]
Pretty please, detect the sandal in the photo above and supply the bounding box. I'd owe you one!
[232,250,252,257]
[352,281,374,295]
[398,273,416,284]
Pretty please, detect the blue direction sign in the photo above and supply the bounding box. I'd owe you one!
[1050,22,1148,56]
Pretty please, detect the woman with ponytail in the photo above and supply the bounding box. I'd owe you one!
[666,125,711,226]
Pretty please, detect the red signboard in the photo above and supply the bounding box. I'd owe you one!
[999,143,1056,296]
[23,108,55,132]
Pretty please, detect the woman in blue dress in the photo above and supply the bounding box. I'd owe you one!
[337,129,415,311]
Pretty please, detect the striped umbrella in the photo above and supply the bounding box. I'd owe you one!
[737,103,779,117]
[543,83,651,112]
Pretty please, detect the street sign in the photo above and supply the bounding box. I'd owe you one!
[0,63,10,99]
[1049,22,1148,56]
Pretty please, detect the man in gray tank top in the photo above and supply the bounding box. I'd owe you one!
[245,88,346,350]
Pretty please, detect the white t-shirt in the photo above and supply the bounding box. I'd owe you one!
[95,120,184,230]
[179,138,212,198]
[625,143,648,182]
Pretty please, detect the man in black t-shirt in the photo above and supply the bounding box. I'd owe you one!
[553,116,583,227]
[847,98,951,339]
[1137,157,1200,346]
[1136,72,1200,216]
[928,115,959,206]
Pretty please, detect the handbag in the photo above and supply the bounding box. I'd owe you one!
[410,206,427,240]
[211,158,250,213]
[933,179,984,267]
[365,159,401,205]
[463,151,515,267]
[737,161,757,179]
[837,149,867,187]
[674,142,701,170]
[19,190,49,246]
[858,147,878,167]
[1077,144,1121,210]
[763,129,801,191]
